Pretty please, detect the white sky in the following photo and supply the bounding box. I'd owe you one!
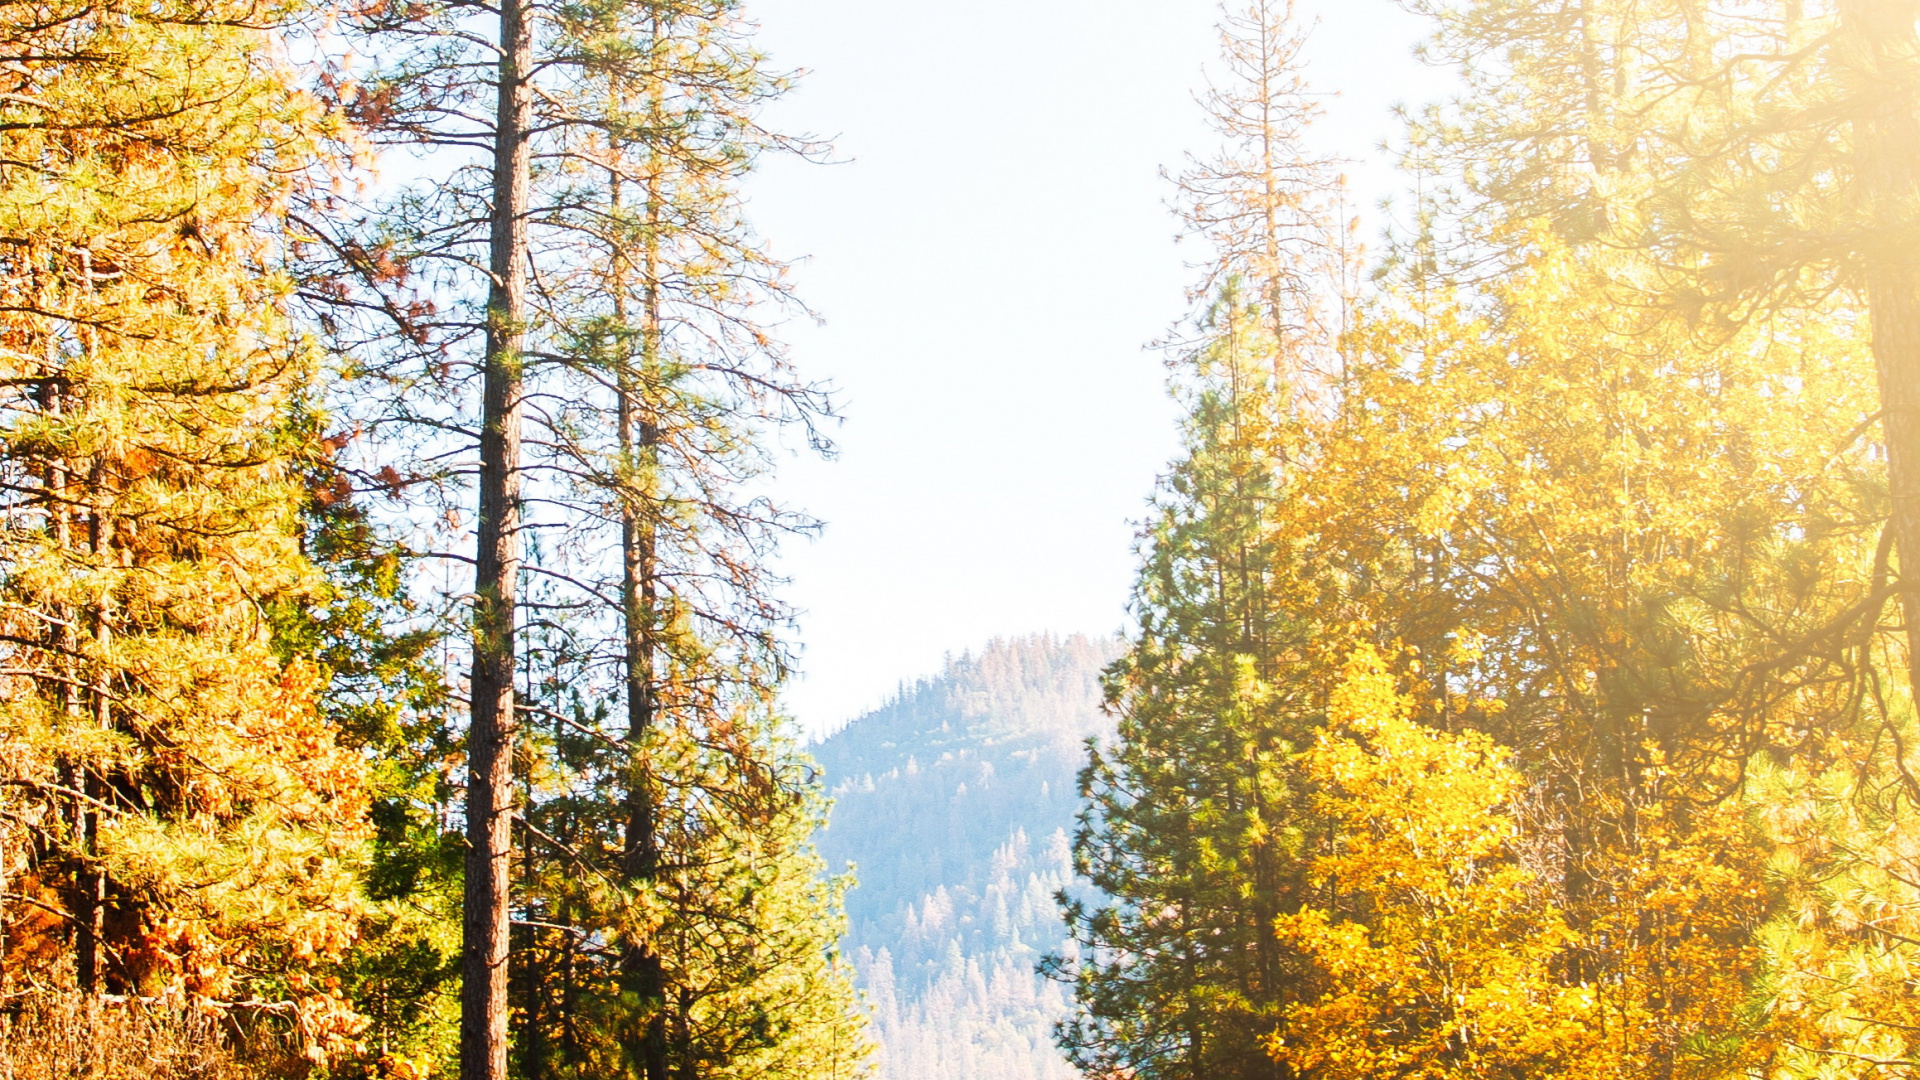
[746,0,1454,736]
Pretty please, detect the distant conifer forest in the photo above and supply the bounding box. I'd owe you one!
[814,635,1116,1080]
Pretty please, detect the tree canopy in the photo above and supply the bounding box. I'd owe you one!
[1059,4,1920,1080]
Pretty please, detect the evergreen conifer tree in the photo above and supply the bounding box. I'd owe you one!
[1051,5,1341,1076]
[1401,0,1920,697]
[319,0,868,1075]
[0,0,375,1061]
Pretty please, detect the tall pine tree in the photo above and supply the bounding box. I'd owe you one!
[317,0,868,1075]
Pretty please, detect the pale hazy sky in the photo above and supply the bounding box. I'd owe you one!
[746,0,1452,735]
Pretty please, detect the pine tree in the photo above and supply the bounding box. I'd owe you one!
[1051,5,1341,1076]
[501,2,867,1075]
[1401,0,1920,700]
[1055,282,1308,1080]
[320,0,868,1074]
[0,0,374,1061]
[1167,0,1344,386]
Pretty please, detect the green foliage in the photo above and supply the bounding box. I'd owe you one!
[1056,286,1324,1079]
[264,409,463,1077]
[329,0,870,1070]
[1051,10,1343,1073]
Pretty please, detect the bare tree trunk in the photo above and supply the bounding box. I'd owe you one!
[460,0,532,1072]
[1846,0,1920,704]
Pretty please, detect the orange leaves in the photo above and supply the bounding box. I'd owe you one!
[88,647,372,1010]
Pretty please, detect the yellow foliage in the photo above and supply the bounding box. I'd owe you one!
[1270,646,1593,1080]
[1270,647,1769,1080]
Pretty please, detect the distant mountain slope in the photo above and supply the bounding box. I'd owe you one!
[813,634,1120,1080]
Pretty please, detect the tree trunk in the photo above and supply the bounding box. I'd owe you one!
[1845,0,1920,704]
[617,165,669,1080]
[460,0,532,1073]
[77,456,108,994]
[617,382,669,1080]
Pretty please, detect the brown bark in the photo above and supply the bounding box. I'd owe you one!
[1845,0,1920,704]
[617,155,669,1080]
[76,457,108,994]
[460,0,531,1073]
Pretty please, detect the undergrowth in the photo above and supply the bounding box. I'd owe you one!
[0,992,271,1080]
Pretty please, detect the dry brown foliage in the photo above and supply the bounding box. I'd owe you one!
[0,992,286,1080]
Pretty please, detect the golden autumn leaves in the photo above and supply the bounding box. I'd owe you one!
[1273,644,1768,1080]
[1136,231,1880,1079]
[1274,645,1574,1080]
[1057,2,1920,1076]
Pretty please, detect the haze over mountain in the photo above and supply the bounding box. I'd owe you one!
[811,634,1120,1080]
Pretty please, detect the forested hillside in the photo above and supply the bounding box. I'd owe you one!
[813,635,1118,1080]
